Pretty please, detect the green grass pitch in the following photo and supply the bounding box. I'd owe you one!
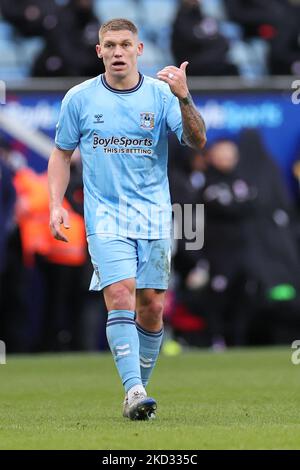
[1,347,300,449]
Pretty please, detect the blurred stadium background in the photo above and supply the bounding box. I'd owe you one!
[1,0,300,355]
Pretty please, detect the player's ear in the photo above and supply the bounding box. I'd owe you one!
[137,42,144,57]
[96,44,102,59]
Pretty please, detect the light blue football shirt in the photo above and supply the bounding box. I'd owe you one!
[55,73,184,239]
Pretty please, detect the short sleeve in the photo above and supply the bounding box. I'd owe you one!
[166,94,184,143]
[55,93,81,150]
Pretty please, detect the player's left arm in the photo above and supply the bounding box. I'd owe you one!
[157,61,206,150]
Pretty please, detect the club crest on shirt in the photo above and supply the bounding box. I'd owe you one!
[140,112,155,130]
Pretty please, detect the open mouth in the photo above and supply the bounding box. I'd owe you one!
[112,61,126,68]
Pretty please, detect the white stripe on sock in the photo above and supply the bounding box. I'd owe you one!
[117,350,130,357]
[140,362,152,369]
[140,355,152,363]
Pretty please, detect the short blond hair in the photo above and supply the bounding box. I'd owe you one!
[99,18,138,42]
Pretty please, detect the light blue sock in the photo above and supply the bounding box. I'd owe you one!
[106,310,142,393]
[136,322,164,388]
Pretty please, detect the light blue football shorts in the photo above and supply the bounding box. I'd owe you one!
[87,234,172,291]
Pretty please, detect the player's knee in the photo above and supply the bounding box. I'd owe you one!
[149,299,164,318]
[108,292,134,311]
[105,282,135,311]
[138,299,164,327]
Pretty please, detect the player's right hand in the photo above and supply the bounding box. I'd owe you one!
[49,206,70,242]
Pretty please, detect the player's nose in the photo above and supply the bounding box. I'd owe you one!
[114,45,123,56]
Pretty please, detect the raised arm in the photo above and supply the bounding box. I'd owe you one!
[157,61,206,150]
[48,146,74,242]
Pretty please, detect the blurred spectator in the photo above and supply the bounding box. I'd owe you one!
[270,0,300,75]
[1,0,56,37]
[14,166,50,267]
[200,139,258,348]
[198,132,300,346]
[171,0,238,76]
[34,0,103,77]
[0,140,26,352]
[238,129,300,343]
[1,0,103,77]
[224,0,289,39]
[224,0,300,74]
[238,129,300,295]
[0,144,16,276]
[168,145,209,347]
[169,145,207,282]
[0,142,17,345]
[13,155,87,351]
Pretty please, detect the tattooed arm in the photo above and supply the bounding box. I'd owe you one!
[179,92,206,149]
[157,61,207,150]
